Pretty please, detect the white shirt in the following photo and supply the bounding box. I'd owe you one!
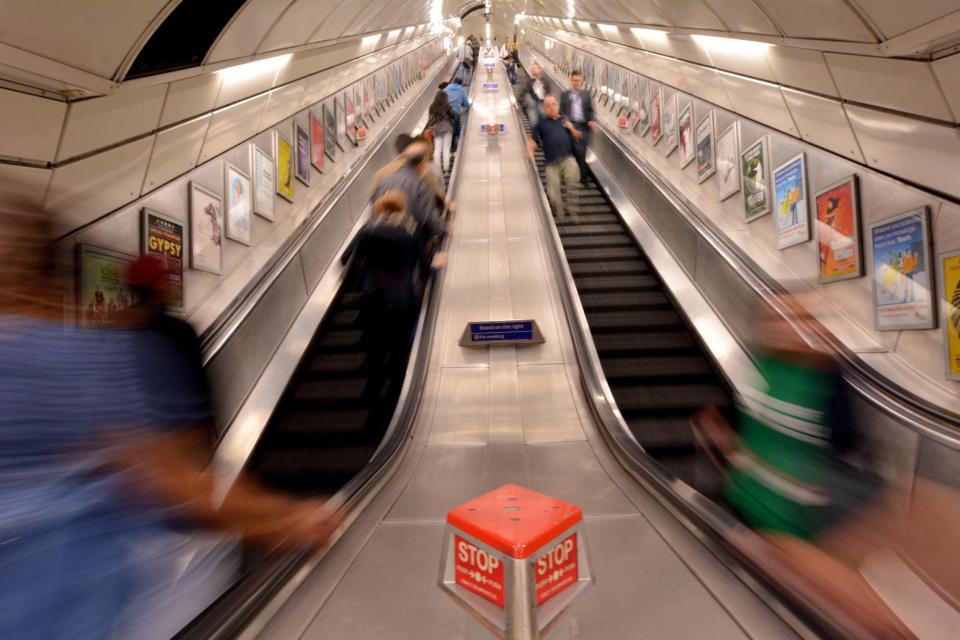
[569,91,585,123]
[458,44,473,62]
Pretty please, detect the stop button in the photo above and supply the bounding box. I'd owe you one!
[439,484,592,638]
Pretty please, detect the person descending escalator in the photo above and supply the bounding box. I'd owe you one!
[426,90,457,178]
[442,78,471,155]
[526,95,581,218]
[456,37,474,86]
[341,190,446,405]
[560,69,599,186]
[501,41,519,86]
[521,61,554,128]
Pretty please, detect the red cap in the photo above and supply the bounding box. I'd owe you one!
[127,254,170,290]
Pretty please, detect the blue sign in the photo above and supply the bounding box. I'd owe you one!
[460,320,544,347]
[483,82,499,91]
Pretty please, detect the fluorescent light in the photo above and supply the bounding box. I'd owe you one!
[598,24,616,31]
[567,0,576,19]
[388,28,402,39]
[692,34,772,56]
[217,54,291,82]
[485,22,491,39]
[631,27,668,43]
[577,20,590,30]
[362,34,381,47]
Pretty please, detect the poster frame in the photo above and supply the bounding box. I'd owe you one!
[224,161,253,246]
[716,121,742,201]
[294,122,311,187]
[869,206,936,331]
[741,136,771,223]
[140,208,184,309]
[650,87,663,146]
[274,130,294,202]
[696,111,716,184]
[678,103,695,168]
[322,101,337,162]
[250,143,275,221]
[188,181,224,275]
[937,248,960,381]
[772,152,810,250]
[309,111,325,173]
[335,93,348,152]
[814,174,863,284]
[76,243,137,327]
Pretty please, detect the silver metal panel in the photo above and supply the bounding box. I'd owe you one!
[141,115,210,194]
[426,367,491,446]
[0,163,52,209]
[299,523,467,640]
[915,436,960,489]
[481,443,531,492]
[0,87,66,162]
[57,84,166,161]
[509,237,566,365]
[299,197,353,292]
[488,349,524,446]
[781,87,863,163]
[206,256,308,431]
[518,364,587,444]
[386,445,487,522]
[525,442,637,517]
[440,240,491,368]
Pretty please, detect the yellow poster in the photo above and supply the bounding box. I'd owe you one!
[275,132,294,202]
[942,252,960,380]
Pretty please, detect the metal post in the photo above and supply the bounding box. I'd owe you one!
[505,558,537,639]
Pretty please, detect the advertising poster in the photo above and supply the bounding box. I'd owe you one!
[345,92,357,145]
[309,112,324,172]
[294,123,310,186]
[77,244,135,328]
[678,105,694,168]
[650,88,663,145]
[938,250,960,380]
[141,209,184,308]
[741,137,770,222]
[323,102,337,162]
[363,80,374,124]
[335,94,347,152]
[354,84,365,129]
[224,163,253,245]
[772,153,810,249]
[250,144,275,221]
[870,208,935,330]
[815,175,862,283]
[634,81,650,136]
[716,121,741,201]
[275,131,294,202]
[189,182,223,274]
[696,113,716,183]
[661,93,679,156]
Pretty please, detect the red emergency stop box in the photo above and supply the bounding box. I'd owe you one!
[439,484,592,638]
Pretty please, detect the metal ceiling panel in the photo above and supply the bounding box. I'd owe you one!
[199,93,269,163]
[845,104,960,200]
[159,74,223,128]
[257,0,340,54]
[698,41,777,82]
[781,87,863,162]
[765,46,838,98]
[608,0,672,25]
[207,0,296,64]
[649,0,726,30]
[756,0,878,42]
[677,60,733,109]
[318,0,384,41]
[849,0,960,39]
[142,115,210,194]
[826,53,953,122]
[718,71,798,135]
[58,84,167,161]
[0,164,51,209]
[0,88,66,163]
[0,0,169,78]
[701,0,780,35]
[932,53,960,122]
[258,79,308,131]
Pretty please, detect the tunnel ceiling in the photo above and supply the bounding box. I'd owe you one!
[0,0,957,93]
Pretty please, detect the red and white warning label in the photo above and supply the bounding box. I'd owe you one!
[534,533,578,605]
[454,535,505,608]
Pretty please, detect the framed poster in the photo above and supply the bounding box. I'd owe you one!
[250,144,275,221]
[323,102,337,162]
[772,153,810,249]
[141,209,184,308]
[77,244,136,328]
[815,175,862,283]
[741,136,771,222]
[661,93,679,156]
[294,123,310,186]
[938,249,960,380]
[309,112,324,172]
[650,88,663,145]
[363,80,374,124]
[345,91,357,145]
[274,131,294,202]
[870,207,935,331]
[716,121,741,201]
[188,182,223,274]
[335,94,347,152]
[678,104,695,168]
[634,80,650,136]
[224,162,253,245]
[354,84,365,129]
[696,112,716,183]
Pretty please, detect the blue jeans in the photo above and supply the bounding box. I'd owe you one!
[506,62,517,85]
[458,62,472,85]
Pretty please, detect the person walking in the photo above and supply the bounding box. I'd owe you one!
[527,95,581,217]
[501,42,519,86]
[457,37,474,86]
[370,142,447,246]
[469,35,481,75]
[522,61,553,127]
[426,90,456,177]
[443,77,471,154]
[560,69,599,184]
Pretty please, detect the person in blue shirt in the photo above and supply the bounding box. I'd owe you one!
[527,95,581,217]
[442,78,471,154]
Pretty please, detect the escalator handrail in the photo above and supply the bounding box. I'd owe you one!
[507,69,882,640]
[175,62,466,640]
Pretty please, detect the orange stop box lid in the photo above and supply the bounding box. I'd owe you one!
[447,484,583,559]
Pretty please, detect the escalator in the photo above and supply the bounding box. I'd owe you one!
[514,74,731,501]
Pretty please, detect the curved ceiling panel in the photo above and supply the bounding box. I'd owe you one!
[257,0,342,53]
[701,0,780,35]
[650,0,725,31]
[0,0,169,78]
[755,0,878,42]
[206,0,295,64]
[853,0,960,39]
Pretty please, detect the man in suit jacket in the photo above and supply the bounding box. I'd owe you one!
[560,69,599,184]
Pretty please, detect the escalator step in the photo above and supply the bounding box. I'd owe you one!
[258,445,376,477]
[555,214,619,225]
[594,331,696,353]
[275,409,370,435]
[627,416,698,450]
[574,275,658,291]
[579,291,668,309]
[292,378,370,403]
[587,309,681,331]
[330,309,361,327]
[565,247,641,262]
[655,453,727,501]
[557,224,625,236]
[602,355,713,380]
[561,235,633,249]
[340,292,362,308]
[306,352,367,374]
[569,260,648,275]
[316,329,364,350]
[563,204,613,216]
[613,384,729,412]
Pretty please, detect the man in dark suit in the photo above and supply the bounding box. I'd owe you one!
[560,69,599,185]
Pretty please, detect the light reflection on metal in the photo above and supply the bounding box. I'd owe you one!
[216,54,291,83]
[692,34,773,56]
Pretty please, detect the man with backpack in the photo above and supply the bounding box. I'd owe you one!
[457,37,474,86]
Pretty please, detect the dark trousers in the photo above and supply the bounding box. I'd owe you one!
[571,122,591,182]
[451,111,462,153]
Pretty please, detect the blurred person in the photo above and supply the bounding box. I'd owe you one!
[443,77,471,154]
[469,35,480,75]
[560,69,599,185]
[693,294,960,638]
[341,190,445,402]
[456,37,474,86]
[501,41,519,85]
[371,142,447,245]
[0,211,340,639]
[426,90,457,177]
[521,61,553,127]
[527,95,581,217]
